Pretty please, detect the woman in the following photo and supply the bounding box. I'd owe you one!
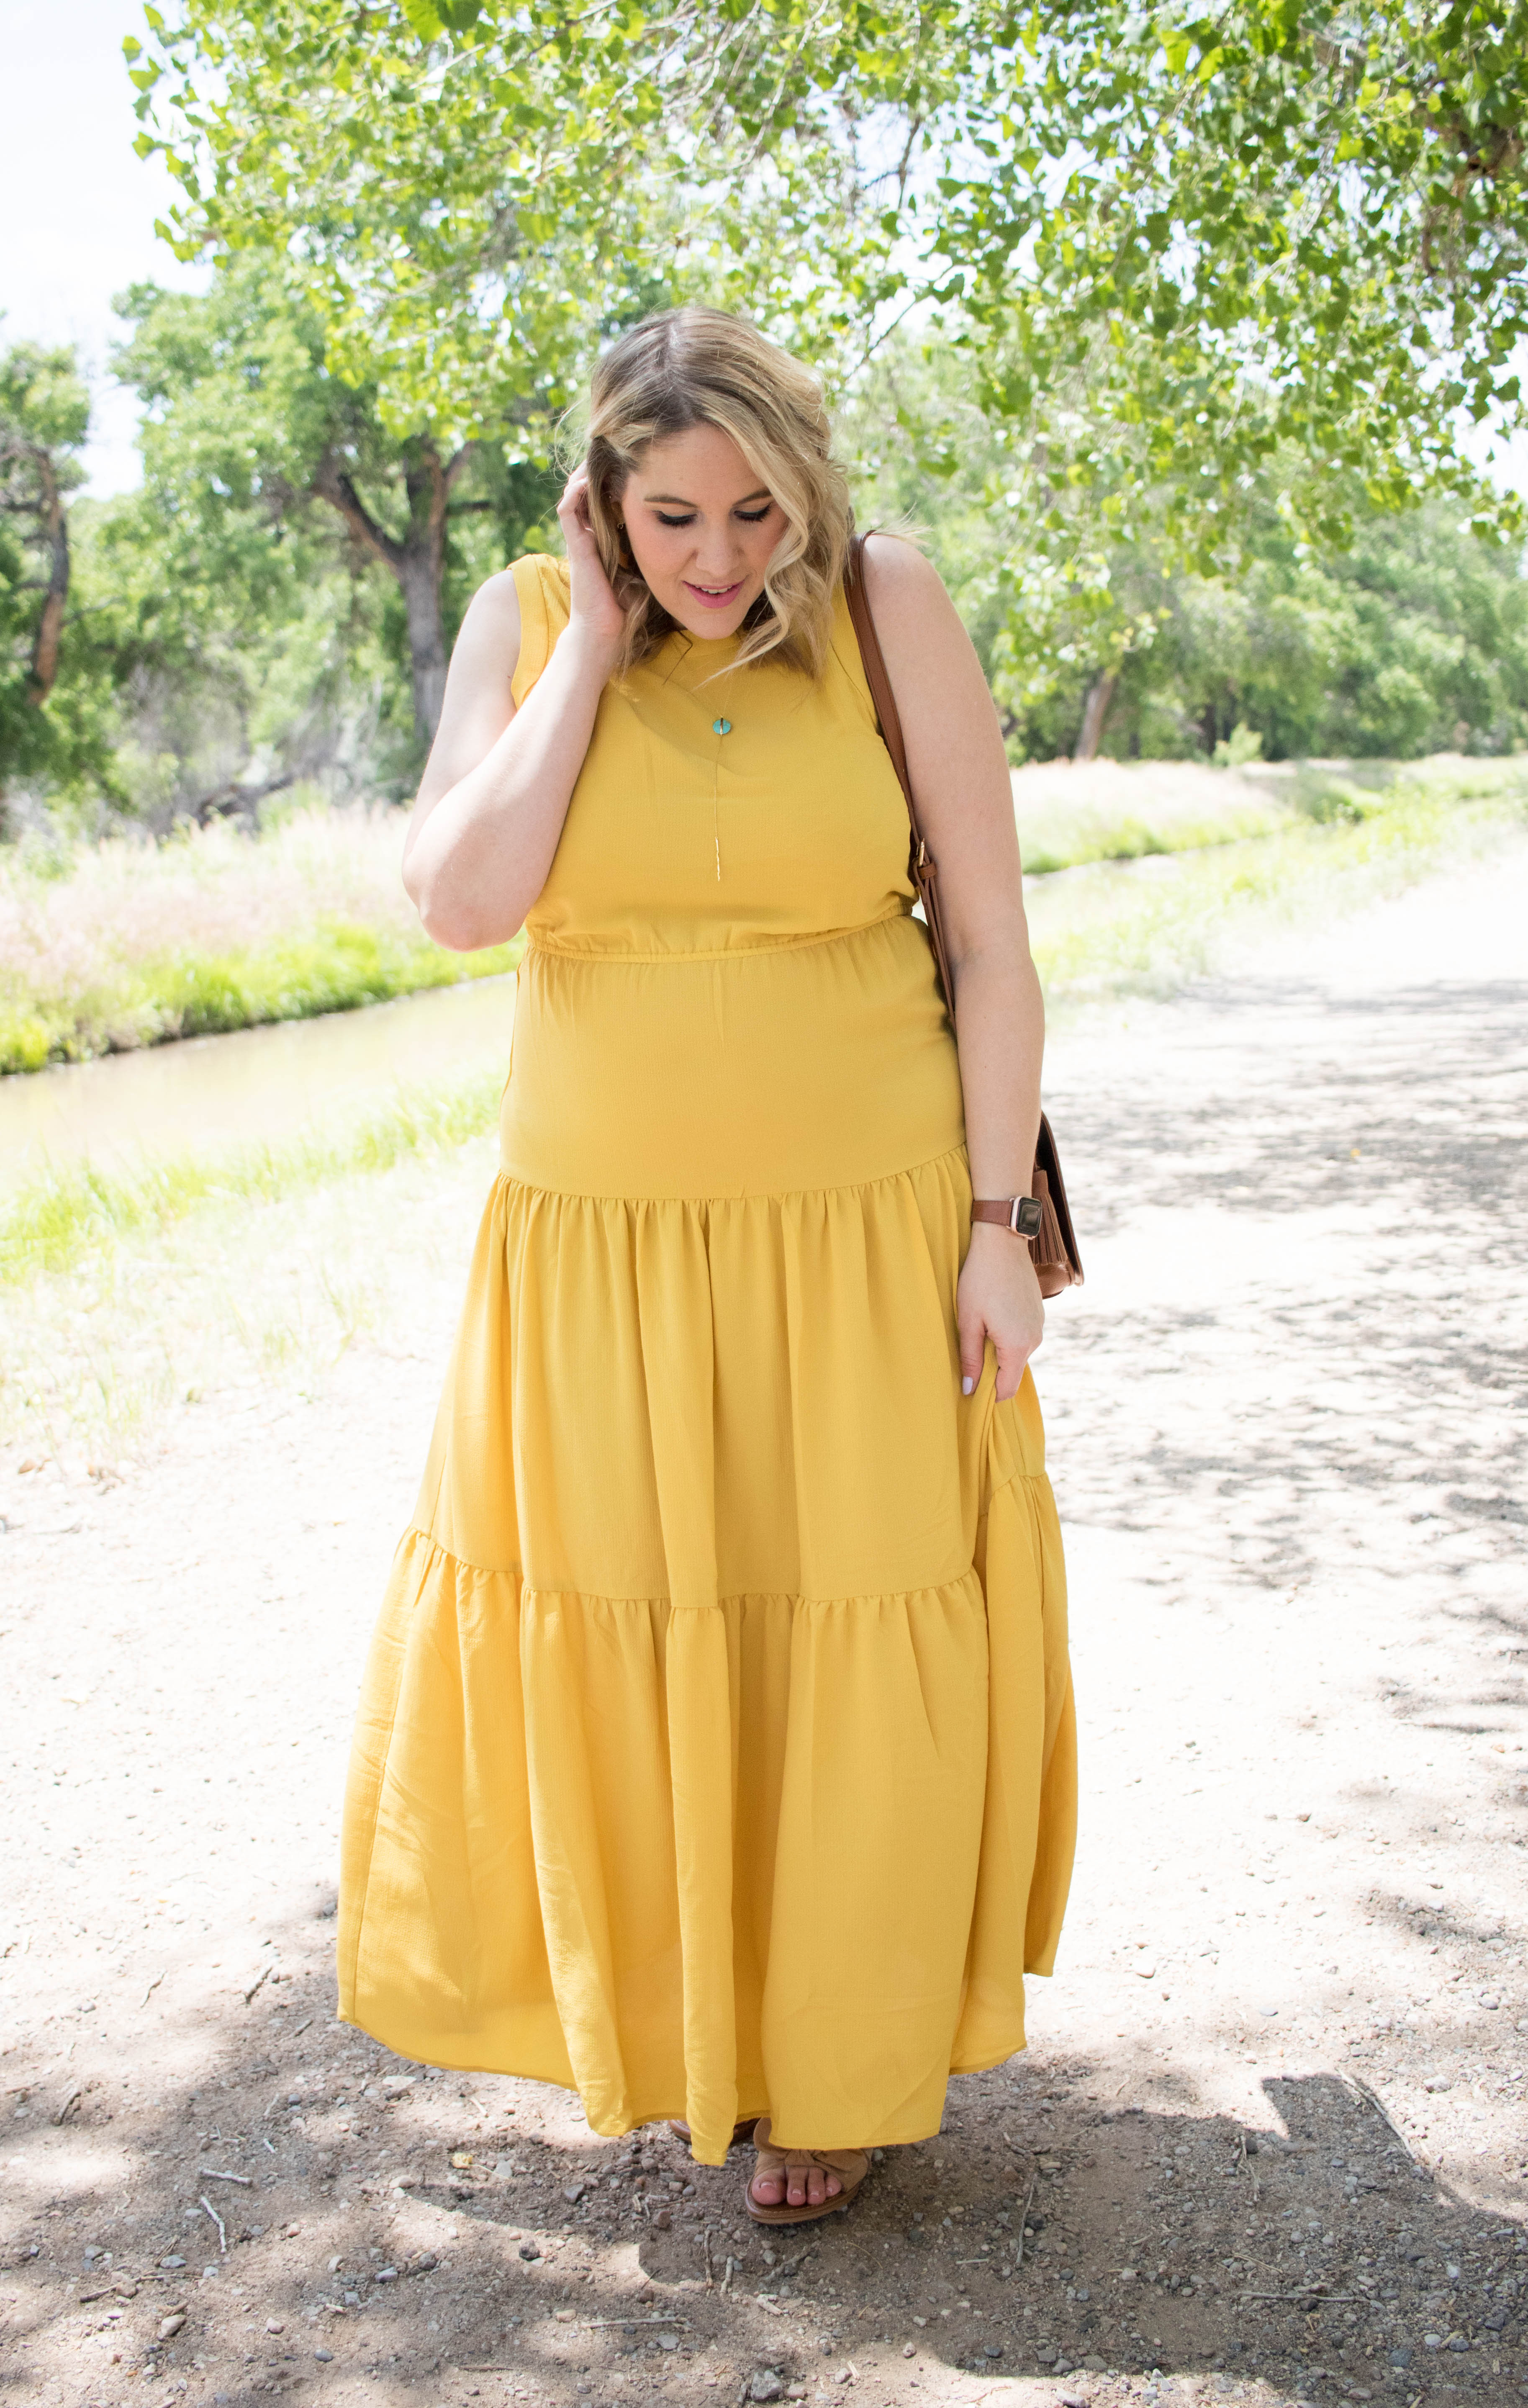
[339,306,1075,2224]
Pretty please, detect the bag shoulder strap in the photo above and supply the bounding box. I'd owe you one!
[845,533,1084,1290]
[845,531,956,1013]
[845,532,916,829]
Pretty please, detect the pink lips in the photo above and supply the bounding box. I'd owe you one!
[682,579,746,612]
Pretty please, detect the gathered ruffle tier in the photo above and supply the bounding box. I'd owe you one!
[339,1141,1076,2167]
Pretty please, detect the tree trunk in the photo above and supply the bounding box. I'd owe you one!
[311,438,474,748]
[396,547,448,743]
[1073,669,1117,763]
[26,448,69,707]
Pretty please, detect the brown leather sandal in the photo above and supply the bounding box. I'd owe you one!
[667,2117,761,2152]
[743,2115,871,2225]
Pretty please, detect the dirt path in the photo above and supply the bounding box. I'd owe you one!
[3,839,1526,2408]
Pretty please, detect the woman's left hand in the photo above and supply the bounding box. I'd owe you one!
[957,1223,1045,1403]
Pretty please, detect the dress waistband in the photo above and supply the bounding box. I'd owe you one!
[520,903,911,966]
[500,909,964,1202]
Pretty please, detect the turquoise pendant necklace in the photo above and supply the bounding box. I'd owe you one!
[711,716,732,882]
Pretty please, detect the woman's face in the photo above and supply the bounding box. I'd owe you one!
[618,424,784,639]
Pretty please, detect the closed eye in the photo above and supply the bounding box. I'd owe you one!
[652,504,775,528]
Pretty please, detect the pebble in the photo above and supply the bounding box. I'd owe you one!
[749,2375,784,2403]
[157,2313,186,2338]
[563,2180,586,2202]
[266,2318,284,2333]
[313,2348,333,2363]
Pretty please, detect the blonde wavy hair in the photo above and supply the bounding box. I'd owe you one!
[582,306,853,679]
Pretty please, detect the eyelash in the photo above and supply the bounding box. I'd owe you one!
[654,506,773,528]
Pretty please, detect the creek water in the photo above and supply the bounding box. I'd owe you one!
[0,973,517,1195]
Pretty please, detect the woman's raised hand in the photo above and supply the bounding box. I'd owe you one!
[557,465,627,671]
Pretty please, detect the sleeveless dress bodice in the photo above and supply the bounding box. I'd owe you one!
[502,555,965,1200]
[338,553,1075,2167]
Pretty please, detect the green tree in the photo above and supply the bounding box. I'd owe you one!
[938,1,1528,522]
[128,2,1528,756]
[850,331,1528,762]
[133,4,1528,523]
[113,261,561,754]
[0,340,95,792]
[127,3,920,428]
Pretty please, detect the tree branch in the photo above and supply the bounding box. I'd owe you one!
[309,455,408,572]
[190,768,297,828]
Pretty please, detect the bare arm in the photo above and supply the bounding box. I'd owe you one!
[861,532,1046,1401]
[402,470,625,951]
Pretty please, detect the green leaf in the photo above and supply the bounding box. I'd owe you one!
[398,0,445,39]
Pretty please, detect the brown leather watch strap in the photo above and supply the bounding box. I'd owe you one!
[972,1196,1044,1238]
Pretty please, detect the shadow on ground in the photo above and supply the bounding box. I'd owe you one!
[5,1899,1525,2408]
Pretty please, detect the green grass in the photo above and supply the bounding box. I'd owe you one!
[1025,758,1528,995]
[1012,748,1528,879]
[0,1064,506,1284]
[1016,794,1291,876]
[0,919,521,1077]
[0,1130,496,1464]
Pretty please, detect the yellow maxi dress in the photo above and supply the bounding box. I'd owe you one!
[338,555,1076,2168]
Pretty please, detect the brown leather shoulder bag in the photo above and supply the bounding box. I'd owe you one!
[844,533,1084,1297]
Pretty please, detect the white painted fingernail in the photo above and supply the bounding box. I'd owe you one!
[962,1375,974,1396]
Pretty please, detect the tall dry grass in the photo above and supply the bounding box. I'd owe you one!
[0,803,517,1072]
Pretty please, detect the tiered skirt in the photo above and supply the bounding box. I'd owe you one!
[338,915,1076,2166]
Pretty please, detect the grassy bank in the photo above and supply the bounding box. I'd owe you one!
[0,804,518,1075]
[3,755,1517,1077]
[3,752,1525,1460]
[1,1123,499,1467]
[1012,756,1293,873]
[1025,756,1528,997]
[4,753,1524,1288]
[0,1067,505,1283]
